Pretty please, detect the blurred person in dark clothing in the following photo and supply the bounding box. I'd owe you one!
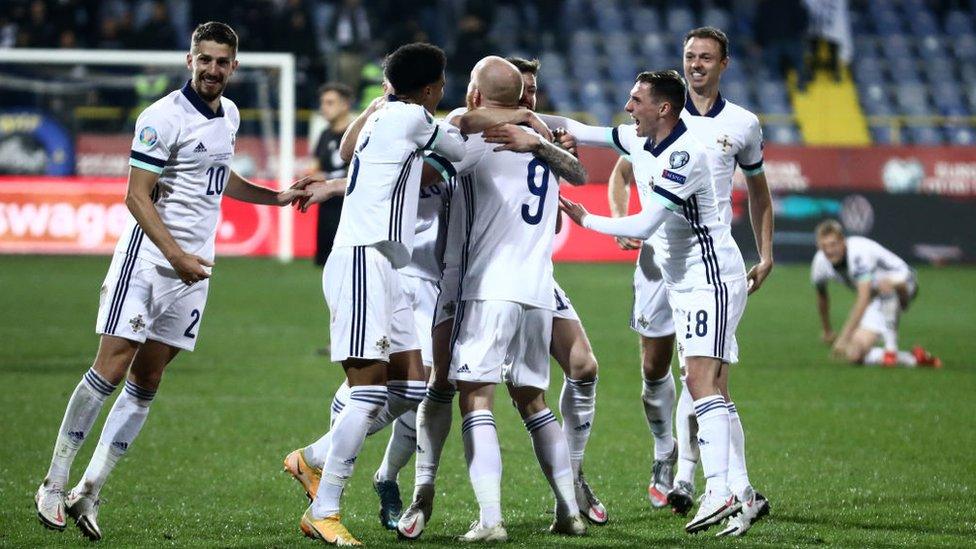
[310,83,355,266]
[328,0,371,92]
[755,0,810,89]
[133,1,176,49]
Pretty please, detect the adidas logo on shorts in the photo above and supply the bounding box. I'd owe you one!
[457,364,470,373]
[194,142,207,153]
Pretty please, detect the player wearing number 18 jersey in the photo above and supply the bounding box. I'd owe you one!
[560,70,748,536]
[33,22,316,541]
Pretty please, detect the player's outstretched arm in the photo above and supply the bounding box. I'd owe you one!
[482,124,587,184]
[298,178,347,212]
[537,114,616,149]
[815,284,834,344]
[126,166,212,284]
[745,171,775,294]
[339,94,388,163]
[225,170,316,206]
[560,196,668,241]
[607,156,642,250]
[453,108,553,141]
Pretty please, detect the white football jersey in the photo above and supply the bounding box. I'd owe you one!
[811,236,911,290]
[442,128,558,309]
[399,174,450,281]
[120,80,239,267]
[612,120,746,290]
[333,98,464,268]
[680,93,764,225]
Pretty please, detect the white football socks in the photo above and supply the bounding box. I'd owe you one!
[367,379,425,435]
[642,374,676,460]
[376,410,417,482]
[461,410,502,528]
[311,385,387,519]
[46,368,118,490]
[693,395,731,497]
[559,376,597,476]
[726,401,751,500]
[674,380,699,486]
[524,408,579,519]
[76,380,156,497]
[413,386,455,492]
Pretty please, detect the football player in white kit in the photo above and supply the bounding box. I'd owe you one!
[812,219,941,368]
[608,27,774,533]
[558,70,751,535]
[439,56,589,542]
[293,43,466,546]
[33,22,316,541]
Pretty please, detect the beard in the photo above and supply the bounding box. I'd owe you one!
[194,74,225,101]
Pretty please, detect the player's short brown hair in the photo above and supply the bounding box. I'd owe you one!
[192,21,238,52]
[815,219,845,239]
[318,82,354,103]
[635,70,686,115]
[506,57,540,75]
[684,26,729,59]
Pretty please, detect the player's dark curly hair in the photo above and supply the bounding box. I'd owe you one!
[684,26,730,59]
[384,43,447,95]
[192,21,238,52]
[635,70,686,115]
[506,57,540,75]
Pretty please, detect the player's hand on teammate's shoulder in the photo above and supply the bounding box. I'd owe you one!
[615,236,642,250]
[168,252,213,285]
[483,123,543,153]
[559,196,588,226]
[746,259,774,295]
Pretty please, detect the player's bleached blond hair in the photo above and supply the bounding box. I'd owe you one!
[815,219,845,239]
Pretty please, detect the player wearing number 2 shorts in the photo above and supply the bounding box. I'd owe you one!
[33,22,316,541]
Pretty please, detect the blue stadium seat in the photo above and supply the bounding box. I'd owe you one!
[908,11,939,36]
[854,36,879,58]
[894,84,931,116]
[722,81,751,107]
[701,7,731,32]
[639,32,669,59]
[953,34,976,59]
[860,84,894,116]
[631,6,661,34]
[907,125,944,145]
[870,125,894,145]
[945,10,973,36]
[764,123,801,145]
[946,126,975,145]
[880,34,912,59]
[916,35,944,61]
[665,7,696,33]
[874,9,903,34]
[889,56,921,83]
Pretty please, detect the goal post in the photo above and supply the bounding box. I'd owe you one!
[0,48,297,262]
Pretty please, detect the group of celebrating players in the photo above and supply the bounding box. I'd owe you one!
[34,16,941,546]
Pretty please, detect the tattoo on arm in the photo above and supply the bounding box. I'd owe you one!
[535,140,587,184]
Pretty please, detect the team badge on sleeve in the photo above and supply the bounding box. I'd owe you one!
[669,150,689,169]
[139,127,158,147]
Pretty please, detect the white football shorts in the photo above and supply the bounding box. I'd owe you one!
[552,279,580,322]
[323,246,418,363]
[449,300,553,390]
[433,265,460,329]
[632,246,675,338]
[670,277,747,365]
[95,252,209,352]
[400,272,439,367]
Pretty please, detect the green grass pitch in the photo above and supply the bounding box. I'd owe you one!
[1,256,974,547]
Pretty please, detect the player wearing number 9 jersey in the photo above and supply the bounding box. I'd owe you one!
[34,22,317,541]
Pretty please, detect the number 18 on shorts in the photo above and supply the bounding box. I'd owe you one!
[669,278,747,364]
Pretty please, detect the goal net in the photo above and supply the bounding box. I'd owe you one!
[0,48,298,261]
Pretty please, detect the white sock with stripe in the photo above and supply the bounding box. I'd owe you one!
[559,376,597,477]
[45,368,118,490]
[312,385,387,519]
[462,410,503,528]
[413,386,455,492]
[524,408,579,519]
[725,401,752,500]
[674,379,699,486]
[367,379,425,435]
[376,410,417,482]
[303,381,352,469]
[693,395,731,497]
[642,373,676,460]
[76,380,156,497]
